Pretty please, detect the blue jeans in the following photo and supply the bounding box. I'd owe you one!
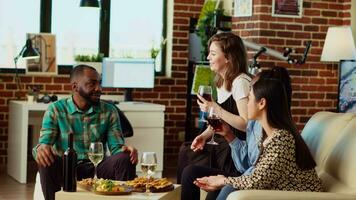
[216,185,237,200]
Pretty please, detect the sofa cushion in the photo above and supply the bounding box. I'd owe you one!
[301,112,355,171]
[302,112,356,193]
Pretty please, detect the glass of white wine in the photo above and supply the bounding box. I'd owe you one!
[88,142,104,180]
[140,152,157,193]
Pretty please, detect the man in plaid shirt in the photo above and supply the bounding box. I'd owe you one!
[33,65,138,200]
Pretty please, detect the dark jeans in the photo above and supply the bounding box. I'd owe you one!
[181,165,241,200]
[38,152,136,200]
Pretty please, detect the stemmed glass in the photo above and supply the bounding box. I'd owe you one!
[140,152,157,193]
[206,107,221,145]
[88,142,104,179]
[198,85,212,122]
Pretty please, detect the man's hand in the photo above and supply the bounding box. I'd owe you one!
[191,134,206,152]
[194,175,226,192]
[36,144,56,167]
[122,145,138,164]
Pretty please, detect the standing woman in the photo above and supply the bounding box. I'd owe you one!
[178,32,251,199]
[194,78,323,199]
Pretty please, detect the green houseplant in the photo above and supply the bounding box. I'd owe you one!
[197,0,226,60]
[74,53,104,73]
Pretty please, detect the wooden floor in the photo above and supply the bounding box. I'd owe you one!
[0,173,35,200]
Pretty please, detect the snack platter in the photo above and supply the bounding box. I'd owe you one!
[77,177,174,195]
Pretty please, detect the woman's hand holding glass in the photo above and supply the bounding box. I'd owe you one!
[197,85,212,122]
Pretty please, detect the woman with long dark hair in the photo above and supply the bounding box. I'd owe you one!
[192,78,323,199]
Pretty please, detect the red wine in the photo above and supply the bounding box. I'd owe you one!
[207,117,222,131]
[63,133,77,192]
[201,94,212,101]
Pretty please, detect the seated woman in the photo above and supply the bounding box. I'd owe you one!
[189,78,323,199]
[177,32,251,199]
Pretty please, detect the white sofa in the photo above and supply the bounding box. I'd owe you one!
[226,111,356,200]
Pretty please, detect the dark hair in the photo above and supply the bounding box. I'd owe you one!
[253,78,316,170]
[208,32,248,92]
[70,65,97,82]
[256,67,292,109]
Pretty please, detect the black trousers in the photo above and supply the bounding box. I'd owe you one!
[38,152,136,200]
[181,165,241,200]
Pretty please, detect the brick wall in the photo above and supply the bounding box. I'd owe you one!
[232,0,351,130]
[0,0,352,172]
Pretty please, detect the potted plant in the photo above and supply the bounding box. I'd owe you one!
[74,53,104,73]
[196,0,227,60]
[27,86,39,103]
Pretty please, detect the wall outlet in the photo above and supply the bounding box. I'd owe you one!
[178,131,185,142]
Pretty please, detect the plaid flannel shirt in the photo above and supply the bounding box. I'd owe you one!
[32,97,124,161]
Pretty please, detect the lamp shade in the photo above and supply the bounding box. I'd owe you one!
[22,39,40,60]
[321,26,356,62]
[80,0,99,7]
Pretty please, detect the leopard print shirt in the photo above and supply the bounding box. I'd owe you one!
[225,129,323,192]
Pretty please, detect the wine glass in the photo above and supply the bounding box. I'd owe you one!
[140,152,157,193]
[198,85,212,122]
[88,142,104,179]
[206,107,221,145]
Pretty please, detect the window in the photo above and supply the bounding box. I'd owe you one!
[52,0,100,65]
[110,0,164,72]
[0,0,41,69]
[0,0,168,75]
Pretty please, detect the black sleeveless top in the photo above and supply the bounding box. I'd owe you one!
[218,94,246,140]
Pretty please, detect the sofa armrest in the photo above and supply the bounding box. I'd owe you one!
[227,190,356,200]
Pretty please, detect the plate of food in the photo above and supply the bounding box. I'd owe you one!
[77,178,95,191]
[93,179,133,195]
[125,177,174,193]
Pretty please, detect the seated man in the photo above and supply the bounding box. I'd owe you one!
[32,65,138,200]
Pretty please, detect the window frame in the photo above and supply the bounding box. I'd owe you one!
[0,0,167,76]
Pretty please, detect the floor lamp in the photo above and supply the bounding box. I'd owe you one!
[14,39,40,99]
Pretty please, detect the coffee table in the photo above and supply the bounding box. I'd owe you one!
[55,184,181,200]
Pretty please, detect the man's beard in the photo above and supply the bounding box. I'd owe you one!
[78,88,100,106]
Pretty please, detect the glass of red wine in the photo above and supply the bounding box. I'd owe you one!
[198,85,212,122]
[206,107,221,145]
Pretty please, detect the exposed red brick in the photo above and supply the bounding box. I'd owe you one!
[312,18,328,25]
[277,31,293,38]
[304,10,321,17]
[45,85,62,91]
[286,24,303,31]
[19,76,33,83]
[322,11,337,17]
[317,101,333,107]
[0,76,14,82]
[53,77,70,83]
[328,19,343,25]
[313,3,328,9]
[34,77,52,83]
[304,25,319,32]
[310,93,325,99]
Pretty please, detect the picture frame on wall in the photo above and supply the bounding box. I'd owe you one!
[272,0,303,18]
[234,0,253,17]
[26,33,57,75]
[338,60,356,113]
